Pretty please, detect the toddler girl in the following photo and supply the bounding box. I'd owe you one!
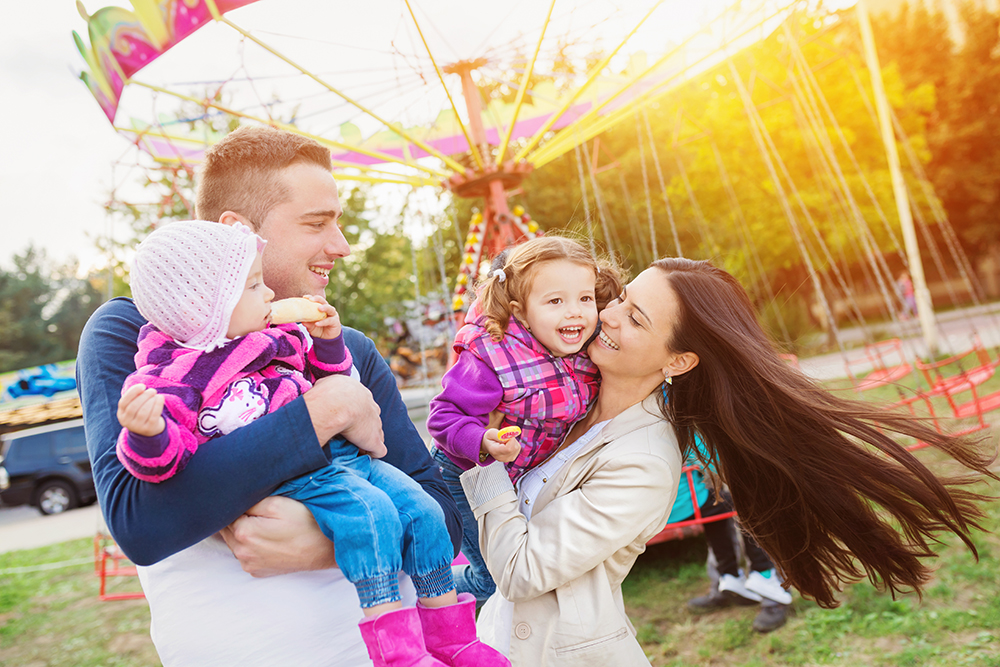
[427,235,622,602]
[116,220,507,667]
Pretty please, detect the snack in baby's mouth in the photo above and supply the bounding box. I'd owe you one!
[497,426,521,442]
[270,298,326,324]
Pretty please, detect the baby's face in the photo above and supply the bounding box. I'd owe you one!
[227,253,275,339]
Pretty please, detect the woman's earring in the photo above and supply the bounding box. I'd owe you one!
[664,373,672,385]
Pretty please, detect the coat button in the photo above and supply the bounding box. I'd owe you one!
[514,622,531,640]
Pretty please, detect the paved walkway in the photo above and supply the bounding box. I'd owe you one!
[0,504,103,554]
[797,301,1000,381]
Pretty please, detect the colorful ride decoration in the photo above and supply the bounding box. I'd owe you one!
[74,0,258,123]
[451,206,541,313]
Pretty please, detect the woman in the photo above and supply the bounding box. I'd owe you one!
[461,258,995,666]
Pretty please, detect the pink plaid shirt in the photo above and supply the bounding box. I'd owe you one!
[452,315,601,481]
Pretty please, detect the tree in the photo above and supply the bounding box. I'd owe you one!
[0,246,102,373]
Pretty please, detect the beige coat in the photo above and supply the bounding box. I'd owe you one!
[461,394,682,667]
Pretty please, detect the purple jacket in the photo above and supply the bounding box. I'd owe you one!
[117,323,351,482]
[428,314,600,482]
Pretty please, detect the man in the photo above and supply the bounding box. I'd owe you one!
[77,126,461,666]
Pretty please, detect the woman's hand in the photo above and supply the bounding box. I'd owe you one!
[220,496,337,577]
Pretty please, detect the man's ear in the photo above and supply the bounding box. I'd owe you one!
[663,351,699,379]
[218,211,251,227]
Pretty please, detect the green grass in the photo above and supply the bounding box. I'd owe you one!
[0,538,154,666]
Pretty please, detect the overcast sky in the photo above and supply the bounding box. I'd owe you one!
[1,0,803,274]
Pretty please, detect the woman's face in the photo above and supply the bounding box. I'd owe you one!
[589,267,684,385]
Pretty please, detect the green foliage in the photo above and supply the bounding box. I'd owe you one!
[0,246,103,373]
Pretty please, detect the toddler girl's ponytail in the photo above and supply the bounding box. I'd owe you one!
[478,250,514,342]
[474,236,622,342]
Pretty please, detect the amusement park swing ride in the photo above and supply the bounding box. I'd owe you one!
[72,0,1000,434]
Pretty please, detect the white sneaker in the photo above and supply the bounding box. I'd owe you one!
[718,572,762,602]
[745,569,792,605]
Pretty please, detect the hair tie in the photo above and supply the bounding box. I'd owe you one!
[492,268,507,283]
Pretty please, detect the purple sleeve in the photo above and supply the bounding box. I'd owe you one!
[125,428,170,460]
[309,333,352,377]
[426,351,504,468]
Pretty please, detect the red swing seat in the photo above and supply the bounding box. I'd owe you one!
[647,464,737,546]
[848,339,913,391]
[94,531,145,601]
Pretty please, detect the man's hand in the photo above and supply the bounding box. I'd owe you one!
[480,428,521,463]
[220,496,338,577]
[303,375,387,458]
[117,384,166,437]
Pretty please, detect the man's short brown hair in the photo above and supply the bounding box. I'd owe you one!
[195,126,333,229]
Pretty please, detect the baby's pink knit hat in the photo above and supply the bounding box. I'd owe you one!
[130,220,266,350]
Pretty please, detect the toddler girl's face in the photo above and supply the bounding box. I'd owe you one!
[511,259,599,357]
[228,253,275,339]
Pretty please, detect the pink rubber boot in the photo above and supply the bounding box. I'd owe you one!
[417,593,511,666]
[358,607,448,667]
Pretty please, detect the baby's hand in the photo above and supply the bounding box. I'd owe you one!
[117,384,166,437]
[300,294,342,340]
[480,427,522,463]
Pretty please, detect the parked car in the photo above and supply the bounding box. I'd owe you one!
[0,419,96,515]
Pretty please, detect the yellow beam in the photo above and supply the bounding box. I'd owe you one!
[529,1,794,167]
[512,0,667,163]
[216,15,468,175]
[496,0,557,165]
[128,80,451,179]
[151,154,438,187]
[403,0,484,171]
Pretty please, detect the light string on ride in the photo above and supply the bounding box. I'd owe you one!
[572,141,597,259]
[583,137,622,257]
[634,108,659,262]
[781,23,931,360]
[837,36,1000,360]
[641,107,682,257]
[617,166,650,269]
[727,59,852,368]
[709,138,794,346]
[671,106,791,341]
[580,139,620,259]
[766,56,905,343]
[670,112,719,257]
[734,54,928,388]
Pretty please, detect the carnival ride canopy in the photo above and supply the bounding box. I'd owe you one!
[73,0,808,188]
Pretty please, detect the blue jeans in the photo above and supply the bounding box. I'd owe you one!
[277,441,454,608]
[431,447,496,603]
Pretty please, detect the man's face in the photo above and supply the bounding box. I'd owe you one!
[256,162,349,300]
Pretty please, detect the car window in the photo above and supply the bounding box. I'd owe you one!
[53,427,87,457]
[7,433,54,465]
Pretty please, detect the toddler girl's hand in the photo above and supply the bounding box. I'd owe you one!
[117,384,166,437]
[480,428,521,463]
[300,294,342,339]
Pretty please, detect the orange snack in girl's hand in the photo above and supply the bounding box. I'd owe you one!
[498,426,521,442]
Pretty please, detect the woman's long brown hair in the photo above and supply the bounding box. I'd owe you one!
[652,257,997,608]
